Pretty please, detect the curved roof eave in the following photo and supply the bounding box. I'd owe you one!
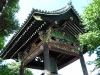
[33,5,80,18]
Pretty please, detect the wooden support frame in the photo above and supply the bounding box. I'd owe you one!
[48,41,79,57]
[22,41,80,70]
[49,46,79,57]
[25,36,40,52]
[22,42,43,65]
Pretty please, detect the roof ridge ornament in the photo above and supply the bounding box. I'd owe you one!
[49,1,73,14]
[67,0,72,6]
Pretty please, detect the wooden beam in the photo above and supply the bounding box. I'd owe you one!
[23,49,43,66]
[25,36,39,51]
[79,52,88,75]
[49,41,77,50]
[23,42,43,60]
[49,46,79,57]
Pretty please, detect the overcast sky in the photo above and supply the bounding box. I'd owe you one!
[14,0,98,75]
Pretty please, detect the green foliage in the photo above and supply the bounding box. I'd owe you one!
[0,37,5,50]
[81,0,100,31]
[78,0,100,74]
[0,61,33,75]
[78,0,100,53]
[78,31,100,54]
[0,0,20,37]
[0,0,20,50]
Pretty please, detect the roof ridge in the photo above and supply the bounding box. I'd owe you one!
[26,1,79,16]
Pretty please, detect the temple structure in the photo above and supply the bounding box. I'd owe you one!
[0,2,88,75]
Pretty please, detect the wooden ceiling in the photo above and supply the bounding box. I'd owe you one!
[24,46,79,70]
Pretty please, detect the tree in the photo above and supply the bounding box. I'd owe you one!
[0,60,33,75]
[0,0,33,74]
[0,37,5,50]
[78,0,100,74]
[0,0,20,37]
[0,0,20,50]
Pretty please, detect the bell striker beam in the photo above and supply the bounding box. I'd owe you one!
[80,52,88,75]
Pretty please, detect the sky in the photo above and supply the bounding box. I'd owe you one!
[7,0,99,75]
[16,0,90,25]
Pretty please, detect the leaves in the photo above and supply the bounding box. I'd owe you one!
[78,0,100,53]
[0,0,20,37]
[78,31,100,54]
[81,0,100,31]
[78,0,100,74]
[0,37,5,50]
[0,0,20,50]
[0,61,33,75]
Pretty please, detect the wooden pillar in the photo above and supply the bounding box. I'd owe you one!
[80,52,88,75]
[43,42,51,75]
[20,61,24,75]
